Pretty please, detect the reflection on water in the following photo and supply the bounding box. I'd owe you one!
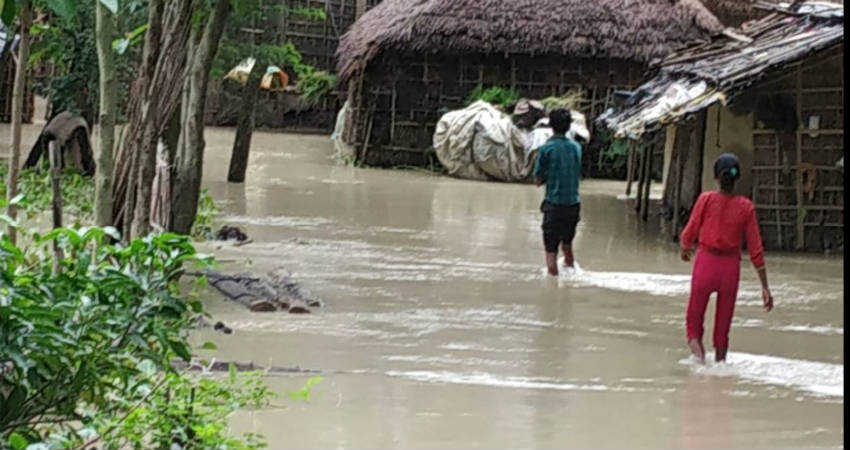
[191,128,842,450]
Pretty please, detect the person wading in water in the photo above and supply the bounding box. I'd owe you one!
[680,153,774,363]
[533,108,582,276]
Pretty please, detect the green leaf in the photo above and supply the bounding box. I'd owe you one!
[8,432,28,450]
[229,362,237,383]
[136,359,157,377]
[46,0,76,22]
[112,38,129,55]
[170,340,191,361]
[0,0,17,28]
[200,341,218,351]
[98,0,118,14]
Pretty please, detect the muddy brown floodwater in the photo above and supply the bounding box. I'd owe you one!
[197,129,837,449]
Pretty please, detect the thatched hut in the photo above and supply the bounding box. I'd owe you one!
[336,0,724,168]
[599,1,844,252]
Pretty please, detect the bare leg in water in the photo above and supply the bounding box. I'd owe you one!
[546,252,559,276]
[561,243,574,268]
[688,339,705,363]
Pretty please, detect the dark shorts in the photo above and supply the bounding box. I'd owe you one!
[541,201,581,253]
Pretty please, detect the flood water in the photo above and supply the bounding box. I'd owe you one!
[0,111,841,448]
[189,129,844,450]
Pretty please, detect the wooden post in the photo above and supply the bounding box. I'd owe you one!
[635,144,646,214]
[360,107,374,163]
[625,141,635,197]
[390,70,397,144]
[773,133,784,248]
[642,144,654,221]
[48,141,64,274]
[794,65,805,250]
[672,142,684,240]
[356,0,367,18]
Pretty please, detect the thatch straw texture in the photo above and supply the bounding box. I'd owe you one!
[337,0,724,82]
[598,1,844,138]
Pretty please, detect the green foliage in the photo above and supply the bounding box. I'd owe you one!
[191,188,218,241]
[213,4,335,102]
[0,221,276,450]
[295,66,336,105]
[540,91,586,112]
[0,165,95,221]
[596,128,631,171]
[90,369,271,450]
[287,376,322,402]
[29,0,99,122]
[0,225,206,443]
[111,22,148,55]
[28,0,146,123]
[288,7,326,22]
[465,85,521,110]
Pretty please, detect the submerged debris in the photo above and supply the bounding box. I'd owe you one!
[172,358,321,374]
[216,225,249,242]
[192,267,322,313]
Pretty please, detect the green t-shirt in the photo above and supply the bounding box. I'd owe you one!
[532,135,582,206]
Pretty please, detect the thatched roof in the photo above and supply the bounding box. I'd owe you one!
[337,0,724,82]
[598,1,844,139]
[702,0,842,26]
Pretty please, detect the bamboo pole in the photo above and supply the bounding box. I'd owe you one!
[672,141,684,240]
[635,144,646,214]
[625,141,635,197]
[773,133,783,248]
[642,145,654,222]
[48,141,64,274]
[795,65,805,250]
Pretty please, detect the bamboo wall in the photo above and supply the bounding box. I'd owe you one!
[343,53,646,168]
[661,45,843,253]
[750,46,844,252]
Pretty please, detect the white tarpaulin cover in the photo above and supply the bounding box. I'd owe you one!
[433,101,588,182]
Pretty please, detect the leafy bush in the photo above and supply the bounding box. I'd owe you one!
[295,67,337,106]
[0,165,95,221]
[0,222,279,449]
[191,188,218,241]
[464,85,521,110]
[540,90,586,112]
[0,165,217,240]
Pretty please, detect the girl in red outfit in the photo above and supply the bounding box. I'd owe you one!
[680,153,774,364]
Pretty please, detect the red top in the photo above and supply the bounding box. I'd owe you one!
[680,191,765,268]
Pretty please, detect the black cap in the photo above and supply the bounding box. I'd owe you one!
[714,153,740,179]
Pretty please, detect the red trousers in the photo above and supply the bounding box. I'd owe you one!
[686,249,740,350]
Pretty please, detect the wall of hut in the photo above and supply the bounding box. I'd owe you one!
[343,53,647,171]
[749,45,844,252]
[661,45,844,253]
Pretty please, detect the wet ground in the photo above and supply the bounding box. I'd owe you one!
[191,129,843,450]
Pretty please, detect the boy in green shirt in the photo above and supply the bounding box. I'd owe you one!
[532,109,582,276]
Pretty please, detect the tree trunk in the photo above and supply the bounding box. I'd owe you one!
[227,65,263,183]
[111,0,196,240]
[171,0,232,234]
[5,0,32,245]
[95,0,117,228]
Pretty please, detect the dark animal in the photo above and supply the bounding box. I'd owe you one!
[23,111,96,176]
